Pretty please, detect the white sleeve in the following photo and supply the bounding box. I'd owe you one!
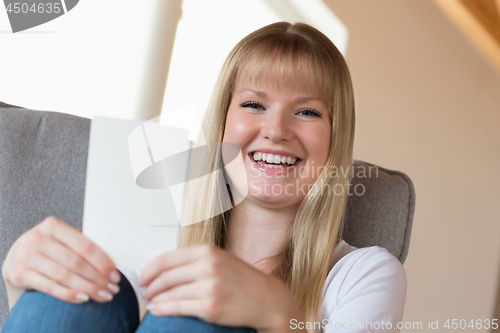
[321,247,407,333]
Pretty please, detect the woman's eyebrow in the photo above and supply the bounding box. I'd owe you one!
[237,90,322,104]
[237,89,267,98]
[295,96,322,103]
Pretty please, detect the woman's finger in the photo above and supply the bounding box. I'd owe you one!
[24,253,117,302]
[141,244,217,285]
[148,298,205,318]
[144,262,202,300]
[149,280,208,303]
[37,217,120,284]
[16,269,91,304]
[36,235,110,288]
[148,297,230,325]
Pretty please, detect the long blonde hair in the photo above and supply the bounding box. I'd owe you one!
[179,22,355,330]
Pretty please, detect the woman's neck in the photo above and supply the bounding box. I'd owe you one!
[225,201,296,273]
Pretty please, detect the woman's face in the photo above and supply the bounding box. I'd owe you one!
[222,76,331,209]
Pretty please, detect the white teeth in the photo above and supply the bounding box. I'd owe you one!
[258,163,282,168]
[251,152,298,166]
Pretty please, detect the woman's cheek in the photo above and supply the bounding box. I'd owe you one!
[225,114,258,146]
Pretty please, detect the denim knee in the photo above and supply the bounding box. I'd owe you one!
[136,313,256,333]
[1,273,139,333]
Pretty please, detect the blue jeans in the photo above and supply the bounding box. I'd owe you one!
[1,274,255,333]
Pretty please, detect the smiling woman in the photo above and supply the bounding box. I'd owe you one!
[1,22,405,333]
[177,21,357,331]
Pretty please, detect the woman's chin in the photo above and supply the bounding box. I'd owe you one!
[244,183,303,209]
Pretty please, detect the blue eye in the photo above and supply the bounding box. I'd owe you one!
[240,101,264,110]
[298,108,322,117]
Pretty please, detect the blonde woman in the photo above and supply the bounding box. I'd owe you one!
[1,22,406,333]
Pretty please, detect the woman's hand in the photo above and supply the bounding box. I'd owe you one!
[141,244,305,333]
[1,216,121,309]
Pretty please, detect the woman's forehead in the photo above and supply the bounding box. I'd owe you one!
[234,71,323,100]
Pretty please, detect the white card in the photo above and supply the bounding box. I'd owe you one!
[83,116,190,270]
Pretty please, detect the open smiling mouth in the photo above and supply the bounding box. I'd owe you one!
[249,152,301,169]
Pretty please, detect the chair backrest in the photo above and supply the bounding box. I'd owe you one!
[0,102,415,325]
[343,161,415,263]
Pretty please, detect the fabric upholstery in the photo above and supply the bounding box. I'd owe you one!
[0,102,415,326]
[343,161,415,263]
[0,103,90,325]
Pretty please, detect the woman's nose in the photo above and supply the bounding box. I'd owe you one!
[261,110,293,142]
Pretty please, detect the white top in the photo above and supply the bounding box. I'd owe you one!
[314,240,407,333]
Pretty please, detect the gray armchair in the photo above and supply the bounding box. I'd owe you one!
[0,102,415,326]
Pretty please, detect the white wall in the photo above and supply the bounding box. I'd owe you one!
[325,0,500,331]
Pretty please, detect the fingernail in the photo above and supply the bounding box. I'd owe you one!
[147,303,155,312]
[98,290,113,302]
[75,293,89,303]
[110,271,121,284]
[107,283,120,294]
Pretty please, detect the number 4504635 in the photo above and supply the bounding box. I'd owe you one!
[6,2,61,14]
[443,318,498,330]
